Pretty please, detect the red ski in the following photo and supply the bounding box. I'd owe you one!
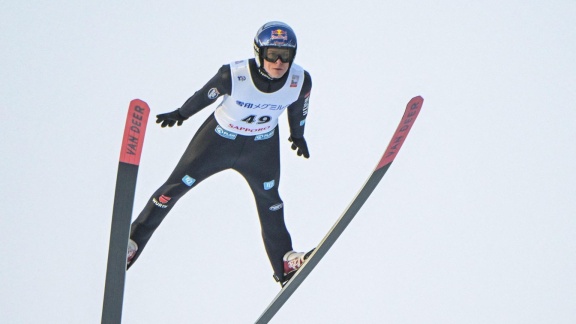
[255,96,424,324]
[102,99,150,324]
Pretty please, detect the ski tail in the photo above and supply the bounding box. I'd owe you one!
[254,96,423,324]
[102,99,150,324]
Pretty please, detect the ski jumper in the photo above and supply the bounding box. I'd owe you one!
[129,59,312,279]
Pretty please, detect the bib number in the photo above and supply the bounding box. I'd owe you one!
[242,115,271,124]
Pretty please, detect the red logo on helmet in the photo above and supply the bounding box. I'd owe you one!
[271,29,288,41]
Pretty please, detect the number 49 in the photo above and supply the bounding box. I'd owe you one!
[242,115,271,124]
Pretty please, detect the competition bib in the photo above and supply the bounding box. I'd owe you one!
[214,60,304,136]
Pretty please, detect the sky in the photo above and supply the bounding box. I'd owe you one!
[1,1,575,323]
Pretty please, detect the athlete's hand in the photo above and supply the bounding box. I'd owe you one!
[156,109,189,127]
[288,136,310,159]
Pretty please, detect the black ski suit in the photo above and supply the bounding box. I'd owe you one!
[129,59,312,280]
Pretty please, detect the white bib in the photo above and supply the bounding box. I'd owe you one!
[214,60,304,136]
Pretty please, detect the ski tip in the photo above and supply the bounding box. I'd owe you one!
[411,95,424,103]
[130,99,150,110]
[375,96,424,170]
[120,100,151,165]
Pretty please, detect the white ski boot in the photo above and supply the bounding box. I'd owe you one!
[127,239,138,266]
[280,249,314,286]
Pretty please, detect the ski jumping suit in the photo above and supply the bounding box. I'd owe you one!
[129,59,312,279]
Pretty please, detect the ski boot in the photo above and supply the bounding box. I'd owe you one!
[127,239,138,267]
[275,249,314,287]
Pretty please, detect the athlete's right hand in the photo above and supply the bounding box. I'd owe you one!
[156,109,189,127]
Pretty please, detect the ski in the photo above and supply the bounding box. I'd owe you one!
[102,99,150,324]
[255,96,424,324]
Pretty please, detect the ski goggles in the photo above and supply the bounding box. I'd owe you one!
[263,47,294,63]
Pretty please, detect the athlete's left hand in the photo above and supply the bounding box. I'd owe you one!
[288,136,310,158]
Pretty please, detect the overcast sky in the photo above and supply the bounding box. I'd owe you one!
[2,1,575,323]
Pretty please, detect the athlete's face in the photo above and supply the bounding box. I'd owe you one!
[263,59,289,78]
[263,47,294,79]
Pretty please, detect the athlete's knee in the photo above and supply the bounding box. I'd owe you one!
[151,177,197,207]
[254,180,281,200]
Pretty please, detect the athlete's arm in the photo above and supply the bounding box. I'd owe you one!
[287,71,312,139]
[286,71,312,158]
[178,65,233,118]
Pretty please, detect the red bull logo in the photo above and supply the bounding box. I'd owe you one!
[271,29,288,41]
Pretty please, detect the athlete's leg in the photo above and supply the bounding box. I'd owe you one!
[129,115,239,267]
[234,129,293,279]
